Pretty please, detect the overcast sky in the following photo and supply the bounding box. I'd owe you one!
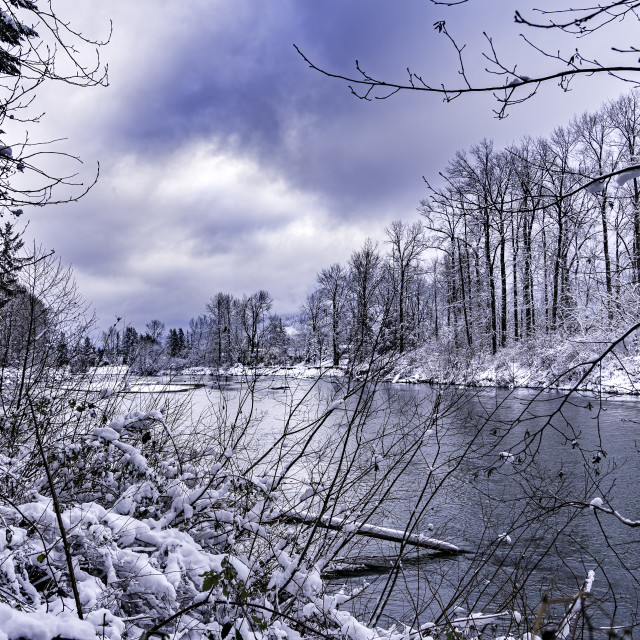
[18,0,634,330]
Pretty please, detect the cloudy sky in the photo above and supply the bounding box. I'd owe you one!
[17,0,634,330]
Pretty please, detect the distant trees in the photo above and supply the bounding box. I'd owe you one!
[301,290,329,363]
[146,319,165,343]
[167,327,186,358]
[301,226,430,366]
[85,89,640,374]
[158,290,289,368]
[316,263,348,366]
[0,246,93,389]
[348,238,383,361]
[206,292,233,366]
[384,220,428,353]
[237,289,273,363]
[0,222,27,307]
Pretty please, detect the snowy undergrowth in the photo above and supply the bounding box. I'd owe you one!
[0,398,415,640]
[386,332,640,394]
[178,329,640,396]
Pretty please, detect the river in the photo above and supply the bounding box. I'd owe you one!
[129,374,640,634]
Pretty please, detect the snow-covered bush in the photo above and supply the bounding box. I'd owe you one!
[0,396,394,640]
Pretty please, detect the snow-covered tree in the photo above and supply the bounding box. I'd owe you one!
[0,221,26,307]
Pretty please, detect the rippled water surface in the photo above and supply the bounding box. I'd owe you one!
[135,375,640,632]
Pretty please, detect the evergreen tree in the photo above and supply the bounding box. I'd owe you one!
[265,315,289,363]
[0,222,26,309]
[73,336,96,373]
[122,326,139,365]
[167,328,181,357]
[55,333,70,367]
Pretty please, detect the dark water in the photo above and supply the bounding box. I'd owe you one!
[170,375,640,633]
[328,384,640,633]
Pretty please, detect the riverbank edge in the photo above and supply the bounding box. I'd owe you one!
[177,339,640,396]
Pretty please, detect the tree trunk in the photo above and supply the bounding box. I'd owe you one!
[484,208,497,354]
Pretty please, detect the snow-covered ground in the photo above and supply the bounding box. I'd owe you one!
[180,362,348,380]
[386,335,640,394]
[175,334,640,396]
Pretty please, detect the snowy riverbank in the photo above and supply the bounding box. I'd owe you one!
[178,332,640,396]
[386,334,640,395]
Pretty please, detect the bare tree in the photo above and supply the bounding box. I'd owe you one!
[347,238,384,362]
[0,3,109,219]
[295,1,640,118]
[236,290,273,364]
[317,263,348,366]
[145,319,165,343]
[206,292,235,366]
[384,220,428,354]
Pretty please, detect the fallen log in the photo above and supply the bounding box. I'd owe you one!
[282,510,471,554]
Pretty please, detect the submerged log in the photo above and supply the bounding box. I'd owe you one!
[283,510,470,554]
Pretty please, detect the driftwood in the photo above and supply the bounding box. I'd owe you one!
[283,510,470,554]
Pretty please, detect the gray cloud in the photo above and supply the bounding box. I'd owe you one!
[21,0,636,329]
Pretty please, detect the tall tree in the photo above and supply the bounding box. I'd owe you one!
[206,292,234,366]
[0,222,26,308]
[236,290,273,364]
[384,220,427,353]
[348,238,383,361]
[317,263,348,366]
[145,319,165,344]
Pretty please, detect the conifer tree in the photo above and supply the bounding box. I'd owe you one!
[0,222,26,308]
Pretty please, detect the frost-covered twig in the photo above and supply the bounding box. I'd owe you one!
[556,570,595,640]
[584,498,640,527]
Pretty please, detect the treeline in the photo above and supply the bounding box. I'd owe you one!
[94,91,640,372]
[95,220,434,373]
[97,291,289,373]
[422,92,640,354]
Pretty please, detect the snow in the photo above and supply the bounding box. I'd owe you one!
[616,166,640,186]
[590,497,603,509]
[327,395,347,411]
[93,426,120,441]
[557,571,595,640]
[382,334,640,395]
[0,603,95,640]
[585,179,606,193]
[507,75,531,86]
[217,362,347,380]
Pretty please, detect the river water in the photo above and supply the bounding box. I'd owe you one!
[131,375,640,634]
